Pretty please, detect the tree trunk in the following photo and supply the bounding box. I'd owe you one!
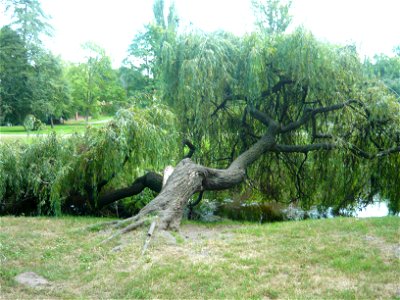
[130,132,276,231]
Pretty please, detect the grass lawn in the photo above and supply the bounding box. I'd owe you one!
[0,116,112,137]
[0,216,399,299]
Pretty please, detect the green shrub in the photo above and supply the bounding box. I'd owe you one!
[23,114,45,131]
[0,142,23,210]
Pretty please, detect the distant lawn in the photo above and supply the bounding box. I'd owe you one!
[0,116,112,137]
[0,216,398,299]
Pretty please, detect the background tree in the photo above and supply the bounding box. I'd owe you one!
[365,49,400,98]
[66,42,126,119]
[29,50,71,126]
[0,26,31,124]
[4,0,53,47]
[1,0,71,125]
[121,0,178,102]
[252,0,292,34]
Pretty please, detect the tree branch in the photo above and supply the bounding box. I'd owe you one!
[183,139,196,158]
[248,106,280,130]
[95,140,197,208]
[348,144,400,159]
[281,99,361,133]
[210,79,293,117]
[97,172,162,208]
[272,142,400,159]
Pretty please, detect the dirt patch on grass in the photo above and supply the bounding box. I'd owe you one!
[179,224,236,241]
[364,235,400,263]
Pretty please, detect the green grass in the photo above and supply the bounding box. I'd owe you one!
[0,116,112,137]
[0,216,399,299]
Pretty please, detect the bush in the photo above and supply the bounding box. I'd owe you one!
[23,114,45,131]
[0,143,23,212]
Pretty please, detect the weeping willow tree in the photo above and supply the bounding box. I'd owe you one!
[2,1,398,236]
[101,16,399,235]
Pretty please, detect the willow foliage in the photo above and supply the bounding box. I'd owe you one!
[157,26,400,212]
[0,104,179,215]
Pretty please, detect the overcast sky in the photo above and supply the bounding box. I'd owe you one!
[2,0,399,67]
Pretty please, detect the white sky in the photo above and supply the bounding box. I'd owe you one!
[2,0,400,67]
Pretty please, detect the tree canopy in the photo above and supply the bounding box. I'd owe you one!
[1,0,127,125]
[1,0,399,221]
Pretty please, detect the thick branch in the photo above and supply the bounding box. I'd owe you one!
[96,140,196,208]
[97,172,162,208]
[229,132,277,171]
[248,106,280,130]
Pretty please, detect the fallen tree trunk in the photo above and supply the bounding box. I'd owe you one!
[104,130,276,236]
[94,103,400,235]
[97,172,163,208]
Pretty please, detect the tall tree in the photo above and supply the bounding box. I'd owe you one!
[1,0,69,125]
[29,51,71,126]
[67,3,399,233]
[67,42,126,119]
[123,0,179,98]
[251,0,292,34]
[0,26,31,124]
[4,0,53,47]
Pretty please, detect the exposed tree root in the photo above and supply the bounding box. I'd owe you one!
[142,220,157,255]
[101,218,147,244]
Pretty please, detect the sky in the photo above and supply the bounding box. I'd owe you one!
[2,0,400,67]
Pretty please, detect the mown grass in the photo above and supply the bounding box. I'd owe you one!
[0,116,111,137]
[0,216,399,299]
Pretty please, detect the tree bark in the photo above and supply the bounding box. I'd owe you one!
[97,172,162,208]
[127,131,277,230]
